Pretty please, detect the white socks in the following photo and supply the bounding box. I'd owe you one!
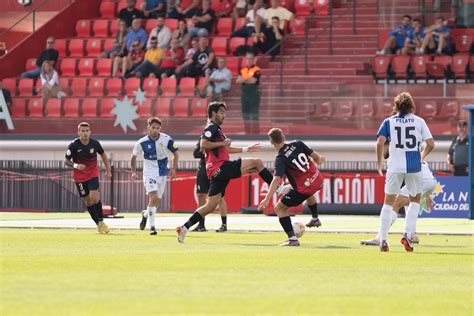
[379,204,394,241]
[405,202,420,236]
[375,210,397,240]
[147,206,157,229]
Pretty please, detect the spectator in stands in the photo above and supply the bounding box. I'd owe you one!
[113,40,145,77]
[176,36,216,78]
[39,61,66,111]
[119,0,145,27]
[121,18,148,54]
[172,19,191,51]
[447,120,469,176]
[185,37,200,60]
[401,18,425,55]
[98,19,128,59]
[418,16,451,55]
[188,0,216,38]
[255,16,283,59]
[231,0,266,38]
[236,52,261,134]
[263,0,294,30]
[20,36,59,79]
[141,0,166,18]
[153,38,185,78]
[129,36,164,78]
[376,15,413,55]
[146,16,172,49]
[168,0,200,19]
[0,82,12,110]
[202,57,232,99]
[232,0,248,21]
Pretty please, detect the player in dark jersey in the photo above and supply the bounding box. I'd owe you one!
[259,128,325,246]
[64,122,112,233]
[176,101,275,243]
[192,139,229,232]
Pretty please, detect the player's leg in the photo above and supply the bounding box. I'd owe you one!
[145,191,160,235]
[216,198,228,232]
[192,192,208,231]
[400,172,422,252]
[378,171,403,251]
[76,181,98,226]
[240,158,273,184]
[193,169,210,231]
[88,185,109,234]
[305,195,322,228]
[275,191,304,246]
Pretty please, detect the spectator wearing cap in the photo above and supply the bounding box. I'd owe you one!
[447,120,469,176]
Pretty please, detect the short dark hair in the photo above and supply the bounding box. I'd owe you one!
[393,92,414,116]
[147,116,162,126]
[77,122,90,130]
[150,36,157,41]
[413,18,421,23]
[207,101,227,118]
[403,15,412,20]
[271,16,280,20]
[458,120,467,127]
[268,128,284,144]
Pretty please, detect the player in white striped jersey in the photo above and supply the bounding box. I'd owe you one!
[130,117,179,235]
[376,92,434,252]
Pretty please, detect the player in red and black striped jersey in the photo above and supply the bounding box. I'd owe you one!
[64,122,112,233]
[259,128,325,246]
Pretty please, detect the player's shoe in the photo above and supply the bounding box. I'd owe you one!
[306,218,321,228]
[192,226,207,232]
[150,227,157,235]
[360,238,380,246]
[410,233,419,244]
[176,226,187,243]
[279,239,300,247]
[401,233,414,252]
[380,240,389,252]
[98,221,110,234]
[275,184,292,195]
[216,224,227,232]
[139,210,147,230]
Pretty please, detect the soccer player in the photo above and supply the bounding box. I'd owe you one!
[131,117,179,235]
[64,122,112,233]
[192,139,228,232]
[176,101,274,243]
[258,128,325,246]
[376,92,434,252]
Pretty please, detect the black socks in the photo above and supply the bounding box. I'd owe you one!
[259,168,273,185]
[184,212,203,229]
[279,216,295,238]
[308,203,319,218]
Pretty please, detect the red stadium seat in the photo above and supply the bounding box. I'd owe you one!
[172,98,190,117]
[145,19,156,34]
[81,98,98,117]
[60,58,77,76]
[212,37,228,55]
[25,58,37,71]
[410,55,429,79]
[1,78,16,95]
[371,56,391,80]
[76,20,92,37]
[229,37,245,54]
[28,98,43,117]
[106,78,123,96]
[358,100,375,118]
[45,99,62,117]
[451,54,469,79]
[295,0,314,15]
[103,38,115,51]
[217,18,233,36]
[137,98,153,117]
[391,55,410,79]
[281,0,295,11]
[376,100,394,119]
[312,101,332,119]
[96,59,112,76]
[179,77,196,96]
[18,79,33,96]
[35,80,43,97]
[110,20,119,35]
[156,97,171,117]
[471,56,474,73]
[11,98,27,117]
[100,98,116,117]
[185,18,194,28]
[93,19,110,37]
[333,101,354,119]
[86,39,103,57]
[89,77,105,96]
[63,98,80,117]
[164,19,178,31]
[124,78,141,96]
[59,78,69,94]
[289,18,305,35]
[438,100,459,119]
[315,0,329,15]
[160,77,177,96]
[55,39,67,57]
[78,58,95,76]
[143,77,158,96]
[235,18,246,30]
[68,39,85,57]
[454,34,473,53]
[196,76,206,93]
[426,62,446,80]
[191,97,207,116]
[70,78,88,96]
[417,100,437,120]
[100,2,115,18]
[225,57,240,75]
[117,0,127,13]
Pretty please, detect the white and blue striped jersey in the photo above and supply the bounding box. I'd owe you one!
[377,113,432,173]
[132,133,178,177]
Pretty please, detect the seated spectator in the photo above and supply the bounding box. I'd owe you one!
[0,82,12,110]
[141,0,166,18]
[231,0,266,38]
[113,40,145,77]
[172,19,191,51]
[419,16,451,55]
[129,37,164,78]
[168,0,200,19]
[153,38,185,78]
[232,0,248,21]
[146,16,172,49]
[376,15,413,55]
[201,57,232,99]
[189,0,216,38]
[256,16,283,58]
[119,0,145,27]
[39,61,66,112]
[21,37,59,79]
[120,18,147,56]
[98,19,128,59]
[401,18,424,55]
[176,36,216,78]
[263,0,294,30]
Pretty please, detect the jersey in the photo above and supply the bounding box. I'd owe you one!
[193,139,206,170]
[201,122,229,178]
[132,133,178,178]
[65,138,104,183]
[274,140,323,196]
[377,113,432,173]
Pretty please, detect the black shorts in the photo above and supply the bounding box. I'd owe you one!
[196,167,210,194]
[208,159,242,197]
[280,189,311,207]
[75,177,99,198]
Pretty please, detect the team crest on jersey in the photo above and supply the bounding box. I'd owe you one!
[90,148,94,154]
[173,142,177,149]
[148,144,152,149]
[204,131,212,138]
[66,149,71,156]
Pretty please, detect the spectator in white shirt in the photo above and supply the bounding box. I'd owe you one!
[146,16,172,49]
[231,0,266,38]
[202,57,232,99]
[263,0,294,29]
[39,60,66,110]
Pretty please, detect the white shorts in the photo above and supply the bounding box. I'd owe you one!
[385,171,422,196]
[400,178,436,198]
[143,176,167,197]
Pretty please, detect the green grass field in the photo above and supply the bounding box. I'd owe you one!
[1,228,473,315]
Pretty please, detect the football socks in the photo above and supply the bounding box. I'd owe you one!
[405,202,420,236]
[279,216,296,239]
[379,204,394,241]
[259,168,273,185]
[308,203,319,218]
[184,212,203,229]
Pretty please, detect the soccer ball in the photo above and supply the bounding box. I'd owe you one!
[292,222,305,238]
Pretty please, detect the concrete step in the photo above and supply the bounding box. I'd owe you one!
[267,61,365,69]
[285,47,376,55]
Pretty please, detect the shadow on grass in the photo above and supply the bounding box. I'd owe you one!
[414,251,474,256]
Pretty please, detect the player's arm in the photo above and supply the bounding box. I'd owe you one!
[130,154,140,180]
[258,176,282,211]
[200,138,231,150]
[99,152,112,178]
[228,143,261,153]
[64,144,85,170]
[421,138,434,160]
[169,151,179,179]
[376,136,386,176]
[310,151,325,165]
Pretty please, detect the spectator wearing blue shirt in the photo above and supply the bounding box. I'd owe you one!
[120,18,148,56]
[377,15,413,55]
[141,0,166,18]
[419,16,451,55]
[402,18,425,55]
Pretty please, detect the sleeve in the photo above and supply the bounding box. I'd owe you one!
[65,142,74,160]
[224,69,232,85]
[253,69,261,79]
[448,138,455,156]
[158,28,172,49]
[420,119,433,141]
[52,50,59,64]
[193,141,205,159]
[298,141,313,156]
[132,141,143,156]
[274,156,286,177]
[36,51,46,67]
[283,8,293,20]
[201,124,217,141]
[167,137,179,153]
[51,71,59,86]
[376,118,390,140]
[95,140,105,155]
